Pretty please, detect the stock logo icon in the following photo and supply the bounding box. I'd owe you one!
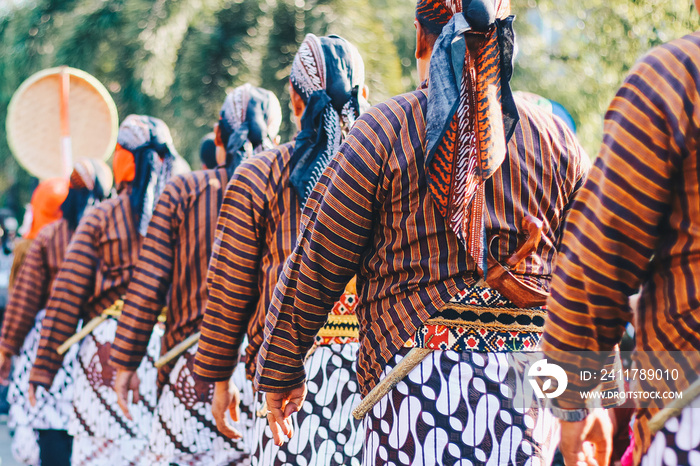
[527,359,568,399]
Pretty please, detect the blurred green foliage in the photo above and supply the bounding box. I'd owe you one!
[0,0,698,218]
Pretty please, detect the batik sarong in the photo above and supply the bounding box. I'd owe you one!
[68,317,160,466]
[363,349,556,466]
[641,395,700,466]
[251,343,364,466]
[252,291,363,466]
[363,287,556,466]
[8,309,79,465]
[148,342,254,466]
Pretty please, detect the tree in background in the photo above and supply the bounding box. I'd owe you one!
[511,0,698,155]
[0,0,698,217]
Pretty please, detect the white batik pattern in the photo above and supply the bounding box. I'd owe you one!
[148,342,254,466]
[642,395,700,466]
[363,350,557,466]
[8,309,78,465]
[68,318,160,465]
[8,309,78,430]
[10,425,39,466]
[252,343,364,466]
[71,435,149,466]
[290,35,326,100]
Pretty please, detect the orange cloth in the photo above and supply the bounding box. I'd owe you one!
[113,144,136,184]
[27,178,69,239]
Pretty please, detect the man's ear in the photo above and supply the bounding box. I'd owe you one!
[415,20,430,60]
[214,122,224,148]
[290,86,305,119]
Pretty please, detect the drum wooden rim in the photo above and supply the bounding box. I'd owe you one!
[6,67,118,179]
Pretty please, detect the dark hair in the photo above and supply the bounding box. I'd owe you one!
[61,182,106,231]
[199,133,217,169]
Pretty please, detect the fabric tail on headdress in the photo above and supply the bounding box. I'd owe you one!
[117,115,179,236]
[425,0,518,277]
[289,90,342,205]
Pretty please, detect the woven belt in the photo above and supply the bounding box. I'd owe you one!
[406,304,545,352]
[314,314,359,345]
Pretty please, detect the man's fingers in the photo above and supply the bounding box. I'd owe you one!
[284,401,300,418]
[129,373,141,405]
[229,386,240,422]
[115,386,133,421]
[229,402,240,423]
[213,414,242,439]
[267,413,286,446]
[28,384,37,407]
[582,443,600,466]
[270,406,293,439]
[0,356,11,384]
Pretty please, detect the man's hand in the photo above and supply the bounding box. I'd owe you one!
[28,383,37,407]
[211,379,242,439]
[114,369,140,420]
[559,408,615,466]
[265,383,307,446]
[0,351,12,385]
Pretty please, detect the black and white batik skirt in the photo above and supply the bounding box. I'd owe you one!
[252,343,365,466]
[8,308,79,466]
[68,317,161,466]
[362,349,557,466]
[362,286,557,466]
[642,395,700,466]
[148,342,254,466]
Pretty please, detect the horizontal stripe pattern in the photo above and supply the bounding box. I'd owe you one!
[0,219,72,355]
[110,168,229,387]
[255,89,589,396]
[29,192,141,388]
[193,143,298,382]
[542,32,700,463]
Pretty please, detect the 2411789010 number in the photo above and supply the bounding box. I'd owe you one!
[599,368,680,382]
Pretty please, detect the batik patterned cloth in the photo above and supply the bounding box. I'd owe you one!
[406,286,544,353]
[288,33,365,206]
[8,309,78,430]
[641,395,700,466]
[148,343,254,466]
[252,343,364,466]
[68,318,160,465]
[10,425,39,466]
[363,349,557,466]
[71,435,145,466]
[8,308,78,465]
[219,83,282,176]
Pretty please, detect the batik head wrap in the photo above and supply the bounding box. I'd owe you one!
[26,178,70,239]
[419,0,518,276]
[289,34,366,206]
[61,159,114,231]
[199,132,218,170]
[219,83,282,177]
[116,114,179,236]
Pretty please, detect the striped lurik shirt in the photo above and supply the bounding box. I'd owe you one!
[255,90,590,396]
[30,191,142,388]
[110,168,229,387]
[0,219,72,355]
[193,142,298,383]
[542,32,700,462]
